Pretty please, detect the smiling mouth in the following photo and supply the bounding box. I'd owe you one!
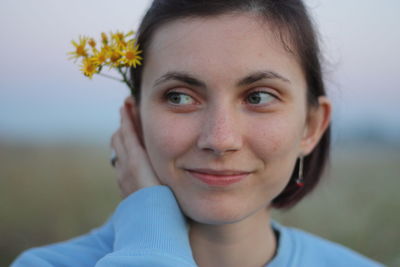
[184,168,252,186]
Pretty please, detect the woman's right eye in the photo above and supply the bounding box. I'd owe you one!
[166,92,196,105]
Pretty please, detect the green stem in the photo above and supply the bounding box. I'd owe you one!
[117,67,134,93]
[98,73,124,83]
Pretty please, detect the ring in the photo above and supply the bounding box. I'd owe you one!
[110,150,118,167]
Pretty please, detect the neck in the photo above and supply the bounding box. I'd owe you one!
[189,209,276,267]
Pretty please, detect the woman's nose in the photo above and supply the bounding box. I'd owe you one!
[197,106,243,156]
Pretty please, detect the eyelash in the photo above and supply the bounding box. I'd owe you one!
[163,89,278,107]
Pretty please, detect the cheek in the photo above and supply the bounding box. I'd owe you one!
[141,112,199,182]
[245,115,304,198]
[248,115,304,158]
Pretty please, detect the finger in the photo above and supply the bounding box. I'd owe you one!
[120,104,159,184]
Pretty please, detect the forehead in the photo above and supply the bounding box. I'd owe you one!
[142,13,305,88]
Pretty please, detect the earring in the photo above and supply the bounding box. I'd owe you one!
[296,156,305,187]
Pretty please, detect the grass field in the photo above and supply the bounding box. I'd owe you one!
[1,141,399,266]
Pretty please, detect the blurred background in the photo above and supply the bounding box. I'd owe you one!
[1,0,399,266]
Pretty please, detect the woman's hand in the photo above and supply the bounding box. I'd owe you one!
[111,97,161,198]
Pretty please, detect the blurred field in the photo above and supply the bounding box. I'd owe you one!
[1,141,399,266]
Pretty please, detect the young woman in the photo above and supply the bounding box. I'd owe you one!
[13,0,383,266]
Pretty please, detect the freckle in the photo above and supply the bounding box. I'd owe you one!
[270,141,279,153]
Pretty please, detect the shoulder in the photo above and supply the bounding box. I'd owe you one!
[11,219,114,267]
[271,221,384,267]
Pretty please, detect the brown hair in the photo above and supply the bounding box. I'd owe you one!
[130,0,331,209]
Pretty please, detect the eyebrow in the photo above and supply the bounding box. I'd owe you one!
[153,70,290,88]
[154,71,206,88]
[237,71,291,86]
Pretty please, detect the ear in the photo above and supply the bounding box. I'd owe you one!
[124,96,144,146]
[301,96,332,155]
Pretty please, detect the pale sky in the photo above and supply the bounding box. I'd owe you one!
[0,0,399,143]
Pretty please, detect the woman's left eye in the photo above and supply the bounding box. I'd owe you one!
[246,91,275,105]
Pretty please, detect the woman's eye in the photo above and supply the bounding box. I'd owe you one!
[246,91,275,105]
[166,92,195,105]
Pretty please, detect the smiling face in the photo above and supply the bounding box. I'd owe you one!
[136,13,326,224]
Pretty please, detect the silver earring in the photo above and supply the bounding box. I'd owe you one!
[296,156,304,187]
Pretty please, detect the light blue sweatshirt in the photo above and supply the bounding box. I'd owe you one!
[12,186,383,266]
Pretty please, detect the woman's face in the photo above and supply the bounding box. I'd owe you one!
[137,14,327,224]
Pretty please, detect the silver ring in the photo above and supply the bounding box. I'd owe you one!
[110,150,118,167]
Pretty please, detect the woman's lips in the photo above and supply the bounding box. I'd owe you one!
[185,169,251,186]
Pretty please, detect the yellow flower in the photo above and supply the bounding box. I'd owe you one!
[91,47,108,65]
[101,32,108,45]
[69,30,141,92]
[111,31,127,49]
[80,57,98,78]
[125,31,135,38]
[122,41,143,67]
[111,30,135,49]
[68,36,88,60]
[108,48,123,67]
[88,38,96,48]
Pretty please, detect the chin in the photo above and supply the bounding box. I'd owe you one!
[175,190,262,225]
